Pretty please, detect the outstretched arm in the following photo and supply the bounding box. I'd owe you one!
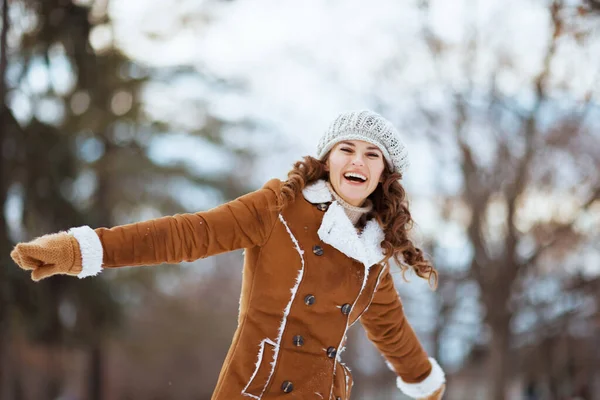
[359,267,446,399]
[11,179,282,281]
[96,180,280,269]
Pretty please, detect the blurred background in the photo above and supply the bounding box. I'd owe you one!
[0,0,599,399]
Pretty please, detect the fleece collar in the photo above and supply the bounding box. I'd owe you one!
[302,180,385,268]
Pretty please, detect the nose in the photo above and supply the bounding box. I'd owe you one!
[351,155,365,167]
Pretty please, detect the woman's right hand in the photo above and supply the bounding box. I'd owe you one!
[10,232,83,281]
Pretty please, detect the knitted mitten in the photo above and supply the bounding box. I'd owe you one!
[10,232,83,281]
[417,384,445,400]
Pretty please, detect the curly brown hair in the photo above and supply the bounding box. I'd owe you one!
[278,155,438,289]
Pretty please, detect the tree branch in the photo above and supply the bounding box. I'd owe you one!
[520,185,600,268]
[503,0,564,278]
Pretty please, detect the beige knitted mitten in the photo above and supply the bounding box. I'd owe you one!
[10,232,83,281]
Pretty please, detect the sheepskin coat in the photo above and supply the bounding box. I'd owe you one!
[72,178,445,399]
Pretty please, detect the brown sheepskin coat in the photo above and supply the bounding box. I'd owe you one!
[72,178,445,399]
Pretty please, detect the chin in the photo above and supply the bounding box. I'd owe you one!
[339,190,367,205]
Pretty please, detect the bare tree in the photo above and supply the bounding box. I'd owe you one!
[380,1,600,398]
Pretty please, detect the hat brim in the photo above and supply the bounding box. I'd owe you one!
[317,133,394,170]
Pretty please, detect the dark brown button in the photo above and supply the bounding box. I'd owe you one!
[281,380,294,393]
[316,203,329,211]
[327,347,337,359]
[304,294,315,306]
[293,335,304,347]
[341,303,352,315]
[313,245,324,256]
[336,397,342,400]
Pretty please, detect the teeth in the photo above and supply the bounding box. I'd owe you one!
[344,172,367,181]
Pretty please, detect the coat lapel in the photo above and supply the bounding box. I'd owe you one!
[302,180,385,268]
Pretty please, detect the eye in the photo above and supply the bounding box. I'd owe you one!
[367,152,380,158]
[340,147,353,153]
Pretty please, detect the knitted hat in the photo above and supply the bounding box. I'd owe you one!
[316,110,409,176]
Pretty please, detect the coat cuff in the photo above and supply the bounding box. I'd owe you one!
[396,358,445,399]
[68,226,103,278]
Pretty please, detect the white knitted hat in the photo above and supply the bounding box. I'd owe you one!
[316,110,409,176]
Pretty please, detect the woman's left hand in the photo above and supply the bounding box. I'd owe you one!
[417,384,445,400]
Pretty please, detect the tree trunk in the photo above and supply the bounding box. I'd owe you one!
[89,337,103,400]
[0,0,11,397]
[11,364,24,400]
[86,131,115,400]
[0,0,8,100]
[1,334,24,400]
[489,321,511,400]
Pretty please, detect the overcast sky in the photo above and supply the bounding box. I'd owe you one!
[106,0,598,196]
[108,0,484,191]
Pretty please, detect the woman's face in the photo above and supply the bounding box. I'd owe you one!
[326,140,386,207]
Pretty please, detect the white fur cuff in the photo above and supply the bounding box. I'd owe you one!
[68,226,103,278]
[396,358,445,398]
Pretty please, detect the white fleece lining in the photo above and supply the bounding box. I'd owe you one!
[329,254,372,399]
[301,179,333,204]
[341,363,350,398]
[385,359,396,372]
[318,201,384,268]
[258,214,305,399]
[351,265,386,326]
[396,357,446,398]
[241,338,276,399]
[303,179,385,268]
[68,226,103,278]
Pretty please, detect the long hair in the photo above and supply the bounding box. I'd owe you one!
[279,155,438,289]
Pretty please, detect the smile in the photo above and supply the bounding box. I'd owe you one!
[343,172,367,183]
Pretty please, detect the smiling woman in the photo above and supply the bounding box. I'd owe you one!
[326,140,385,207]
[10,109,446,400]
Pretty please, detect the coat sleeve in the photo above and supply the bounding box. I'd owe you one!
[359,267,445,399]
[70,179,282,276]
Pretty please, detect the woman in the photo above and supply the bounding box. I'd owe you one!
[11,110,446,399]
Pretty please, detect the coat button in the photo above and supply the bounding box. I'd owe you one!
[304,294,316,306]
[341,303,352,315]
[327,347,337,359]
[312,245,324,256]
[293,335,304,347]
[316,203,329,211]
[281,381,294,393]
[336,397,342,400]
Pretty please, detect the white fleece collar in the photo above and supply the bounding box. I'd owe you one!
[301,179,333,203]
[302,180,385,268]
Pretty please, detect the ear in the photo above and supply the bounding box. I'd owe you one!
[324,159,330,171]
